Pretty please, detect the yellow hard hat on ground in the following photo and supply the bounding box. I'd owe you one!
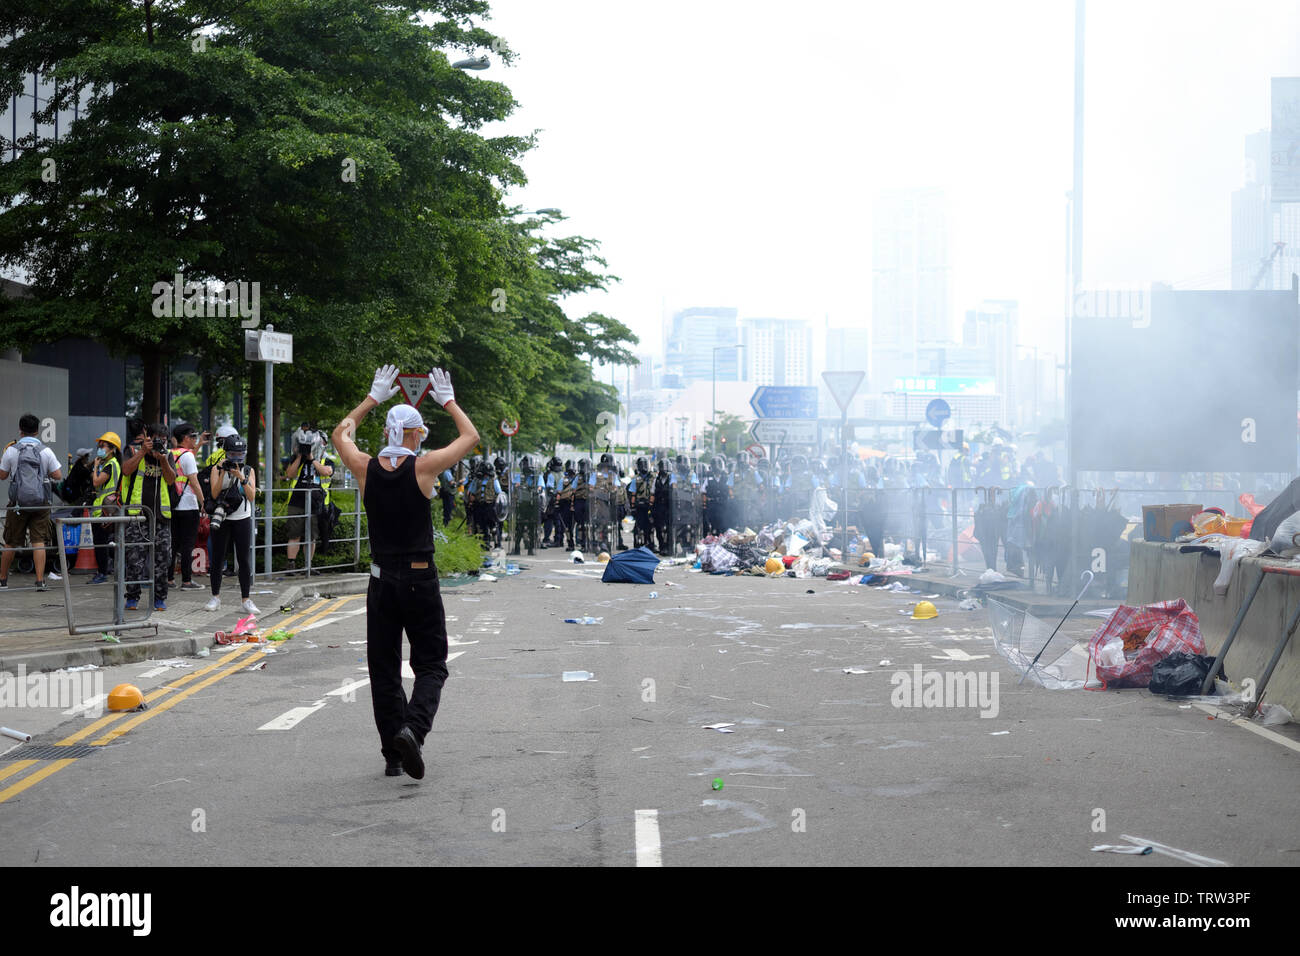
[911,601,938,620]
[107,683,147,712]
[764,557,783,574]
[97,431,122,452]
[597,551,610,563]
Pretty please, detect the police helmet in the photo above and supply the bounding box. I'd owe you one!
[578,458,590,475]
[656,459,669,475]
[636,456,649,474]
[548,456,562,472]
[520,455,534,473]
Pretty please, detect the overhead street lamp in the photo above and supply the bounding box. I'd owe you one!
[712,344,744,455]
[452,55,490,70]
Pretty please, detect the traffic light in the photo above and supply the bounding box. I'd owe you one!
[720,435,727,450]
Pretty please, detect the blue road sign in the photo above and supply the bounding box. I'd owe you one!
[750,386,818,419]
[925,398,951,428]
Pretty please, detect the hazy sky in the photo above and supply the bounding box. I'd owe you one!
[479,0,1299,361]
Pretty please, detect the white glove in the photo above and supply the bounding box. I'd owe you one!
[429,368,455,408]
[310,439,325,462]
[369,364,400,404]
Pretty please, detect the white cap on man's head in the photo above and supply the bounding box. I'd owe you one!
[215,425,238,439]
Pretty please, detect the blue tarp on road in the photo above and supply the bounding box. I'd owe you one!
[601,546,659,584]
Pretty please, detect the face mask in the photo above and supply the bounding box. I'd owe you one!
[96,447,108,458]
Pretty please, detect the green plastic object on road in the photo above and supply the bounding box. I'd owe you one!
[712,778,724,791]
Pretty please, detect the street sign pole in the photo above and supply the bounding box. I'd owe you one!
[821,370,865,551]
[841,410,848,547]
[264,350,272,577]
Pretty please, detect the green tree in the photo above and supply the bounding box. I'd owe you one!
[700,413,751,457]
[0,0,529,464]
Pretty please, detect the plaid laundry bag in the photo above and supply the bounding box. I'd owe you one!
[1087,600,1205,689]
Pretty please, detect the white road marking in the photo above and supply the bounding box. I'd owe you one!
[298,606,368,634]
[62,693,107,716]
[136,666,170,679]
[1193,703,1300,754]
[930,648,990,662]
[259,700,328,731]
[326,678,370,697]
[635,809,662,867]
[400,651,465,679]
[1120,834,1229,867]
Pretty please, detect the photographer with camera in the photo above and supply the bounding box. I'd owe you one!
[203,434,258,614]
[283,422,335,572]
[119,422,176,611]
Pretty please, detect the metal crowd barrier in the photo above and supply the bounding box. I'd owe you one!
[53,508,156,635]
[250,481,366,581]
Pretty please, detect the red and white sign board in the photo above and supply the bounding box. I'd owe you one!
[745,443,766,460]
[499,419,520,437]
[396,373,431,407]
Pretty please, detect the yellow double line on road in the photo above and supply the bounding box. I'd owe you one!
[0,594,365,803]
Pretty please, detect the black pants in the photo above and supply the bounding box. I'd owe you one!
[367,562,450,760]
[171,510,200,583]
[439,492,454,526]
[92,519,115,576]
[210,517,252,598]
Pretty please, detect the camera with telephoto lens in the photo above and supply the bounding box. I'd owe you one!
[209,436,248,531]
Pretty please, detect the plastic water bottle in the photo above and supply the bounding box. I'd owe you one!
[648,592,659,599]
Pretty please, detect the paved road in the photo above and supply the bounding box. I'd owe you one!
[2,554,1297,867]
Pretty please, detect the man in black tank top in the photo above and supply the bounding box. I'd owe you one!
[332,365,480,779]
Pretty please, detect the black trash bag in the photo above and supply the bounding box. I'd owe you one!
[1148,652,1226,697]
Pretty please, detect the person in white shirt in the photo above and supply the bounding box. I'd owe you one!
[0,413,64,590]
[170,424,207,590]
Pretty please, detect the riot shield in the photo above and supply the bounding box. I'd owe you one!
[672,480,700,554]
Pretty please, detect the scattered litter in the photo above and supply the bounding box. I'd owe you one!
[100,633,120,644]
[244,662,267,671]
[563,617,604,625]
[303,641,318,649]
[1259,704,1293,727]
[149,659,194,669]
[196,647,209,657]
[806,589,815,594]
[711,778,724,791]
[539,583,561,589]
[347,640,365,645]
[648,592,659,599]
[989,731,1010,736]
[64,664,99,672]
[665,581,683,588]
[480,574,498,582]
[1179,704,1192,709]
[1092,844,1152,856]
[1,727,33,743]
[562,670,595,682]
[958,598,981,610]
[878,659,891,666]
[842,667,870,675]
[265,630,293,642]
[702,723,735,733]
[884,582,914,593]
[570,550,584,563]
[1085,607,1121,618]
[979,569,1008,584]
[327,645,340,649]
[183,629,193,634]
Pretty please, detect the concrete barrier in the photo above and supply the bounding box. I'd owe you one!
[1127,540,1299,716]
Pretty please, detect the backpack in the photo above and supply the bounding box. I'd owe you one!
[8,440,51,508]
[166,450,184,510]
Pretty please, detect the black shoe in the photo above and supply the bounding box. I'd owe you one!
[385,757,404,777]
[394,726,424,780]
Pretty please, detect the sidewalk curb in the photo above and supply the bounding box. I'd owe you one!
[0,572,372,674]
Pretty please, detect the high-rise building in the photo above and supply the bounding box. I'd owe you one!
[1232,131,1273,289]
[871,188,952,385]
[742,317,813,386]
[664,307,739,386]
[962,299,1019,425]
[824,327,870,375]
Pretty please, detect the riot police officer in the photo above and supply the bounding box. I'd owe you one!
[471,459,502,549]
[590,453,621,554]
[703,455,731,537]
[510,455,543,555]
[541,456,563,547]
[627,457,654,549]
[671,454,700,555]
[651,458,672,554]
[570,458,593,552]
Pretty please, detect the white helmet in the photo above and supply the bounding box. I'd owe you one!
[215,425,238,439]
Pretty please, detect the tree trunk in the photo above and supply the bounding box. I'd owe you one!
[141,348,163,424]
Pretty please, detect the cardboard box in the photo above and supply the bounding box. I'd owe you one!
[1142,504,1204,542]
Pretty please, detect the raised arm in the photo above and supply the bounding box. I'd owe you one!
[416,369,479,478]
[332,364,401,492]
